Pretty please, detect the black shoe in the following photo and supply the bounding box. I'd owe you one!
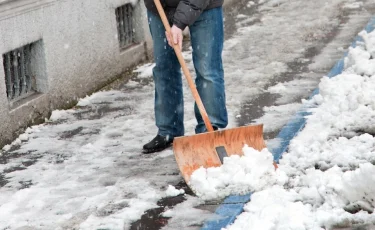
[143,135,174,154]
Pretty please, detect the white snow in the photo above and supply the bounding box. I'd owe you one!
[18,134,29,141]
[189,146,287,201]
[129,0,139,7]
[253,103,302,132]
[133,63,155,79]
[0,89,177,229]
[49,109,73,121]
[76,96,92,107]
[343,2,364,9]
[2,144,11,152]
[0,0,374,229]
[165,185,185,197]
[247,1,256,8]
[236,14,248,19]
[267,82,287,94]
[160,196,213,230]
[223,28,375,230]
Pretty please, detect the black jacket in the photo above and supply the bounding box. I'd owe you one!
[144,0,224,30]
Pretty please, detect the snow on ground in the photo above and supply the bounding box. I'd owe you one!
[0,0,374,229]
[165,185,185,197]
[224,0,373,131]
[215,25,375,230]
[132,63,155,79]
[0,90,178,230]
[253,103,301,133]
[160,196,213,230]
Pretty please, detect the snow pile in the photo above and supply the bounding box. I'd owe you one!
[165,185,185,197]
[189,146,287,200]
[345,33,375,76]
[283,31,375,172]
[225,186,319,229]
[225,164,375,230]
[360,30,375,58]
[223,29,375,229]
[188,29,375,229]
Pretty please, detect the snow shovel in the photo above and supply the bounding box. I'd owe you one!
[154,0,273,183]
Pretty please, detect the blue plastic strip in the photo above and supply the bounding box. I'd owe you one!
[201,16,375,230]
[221,194,251,204]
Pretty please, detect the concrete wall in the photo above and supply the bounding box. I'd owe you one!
[0,0,152,147]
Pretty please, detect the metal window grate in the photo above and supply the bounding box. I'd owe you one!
[116,4,134,49]
[3,44,33,101]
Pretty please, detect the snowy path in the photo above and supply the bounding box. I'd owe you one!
[0,0,374,229]
[222,22,375,230]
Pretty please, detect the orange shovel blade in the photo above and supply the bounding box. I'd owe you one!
[173,124,267,183]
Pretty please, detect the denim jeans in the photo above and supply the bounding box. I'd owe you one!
[147,7,228,138]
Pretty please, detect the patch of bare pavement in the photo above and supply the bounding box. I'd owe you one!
[129,181,194,230]
[333,225,375,230]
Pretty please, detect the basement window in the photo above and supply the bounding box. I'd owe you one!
[3,44,35,101]
[115,3,135,49]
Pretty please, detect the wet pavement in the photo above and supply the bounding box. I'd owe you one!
[133,1,375,229]
[234,1,356,140]
[1,0,375,229]
[333,225,375,230]
[113,1,375,229]
[130,181,194,230]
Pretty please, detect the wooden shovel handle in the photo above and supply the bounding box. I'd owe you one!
[153,0,214,132]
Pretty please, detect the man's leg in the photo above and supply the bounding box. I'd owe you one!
[189,7,228,134]
[143,11,184,153]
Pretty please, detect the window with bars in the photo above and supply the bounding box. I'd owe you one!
[115,3,135,49]
[2,44,34,101]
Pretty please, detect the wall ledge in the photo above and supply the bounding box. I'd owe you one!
[0,0,58,21]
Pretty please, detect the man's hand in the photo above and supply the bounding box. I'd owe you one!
[166,25,183,50]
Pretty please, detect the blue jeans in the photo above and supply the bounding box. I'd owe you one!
[147,7,228,138]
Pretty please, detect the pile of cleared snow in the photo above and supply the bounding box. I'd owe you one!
[189,146,287,201]
[222,28,375,230]
[191,29,375,229]
[283,30,375,172]
[224,164,375,230]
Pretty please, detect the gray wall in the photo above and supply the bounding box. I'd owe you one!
[0,0,152,147]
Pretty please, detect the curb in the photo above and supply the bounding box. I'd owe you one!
[201,16,375,230]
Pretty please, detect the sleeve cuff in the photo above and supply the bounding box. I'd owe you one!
[173,19,187,31]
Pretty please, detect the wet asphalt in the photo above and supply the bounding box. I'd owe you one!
[129,1,375,229]
[1,0,375,229]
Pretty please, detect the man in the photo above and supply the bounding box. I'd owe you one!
[142,0,228,153]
